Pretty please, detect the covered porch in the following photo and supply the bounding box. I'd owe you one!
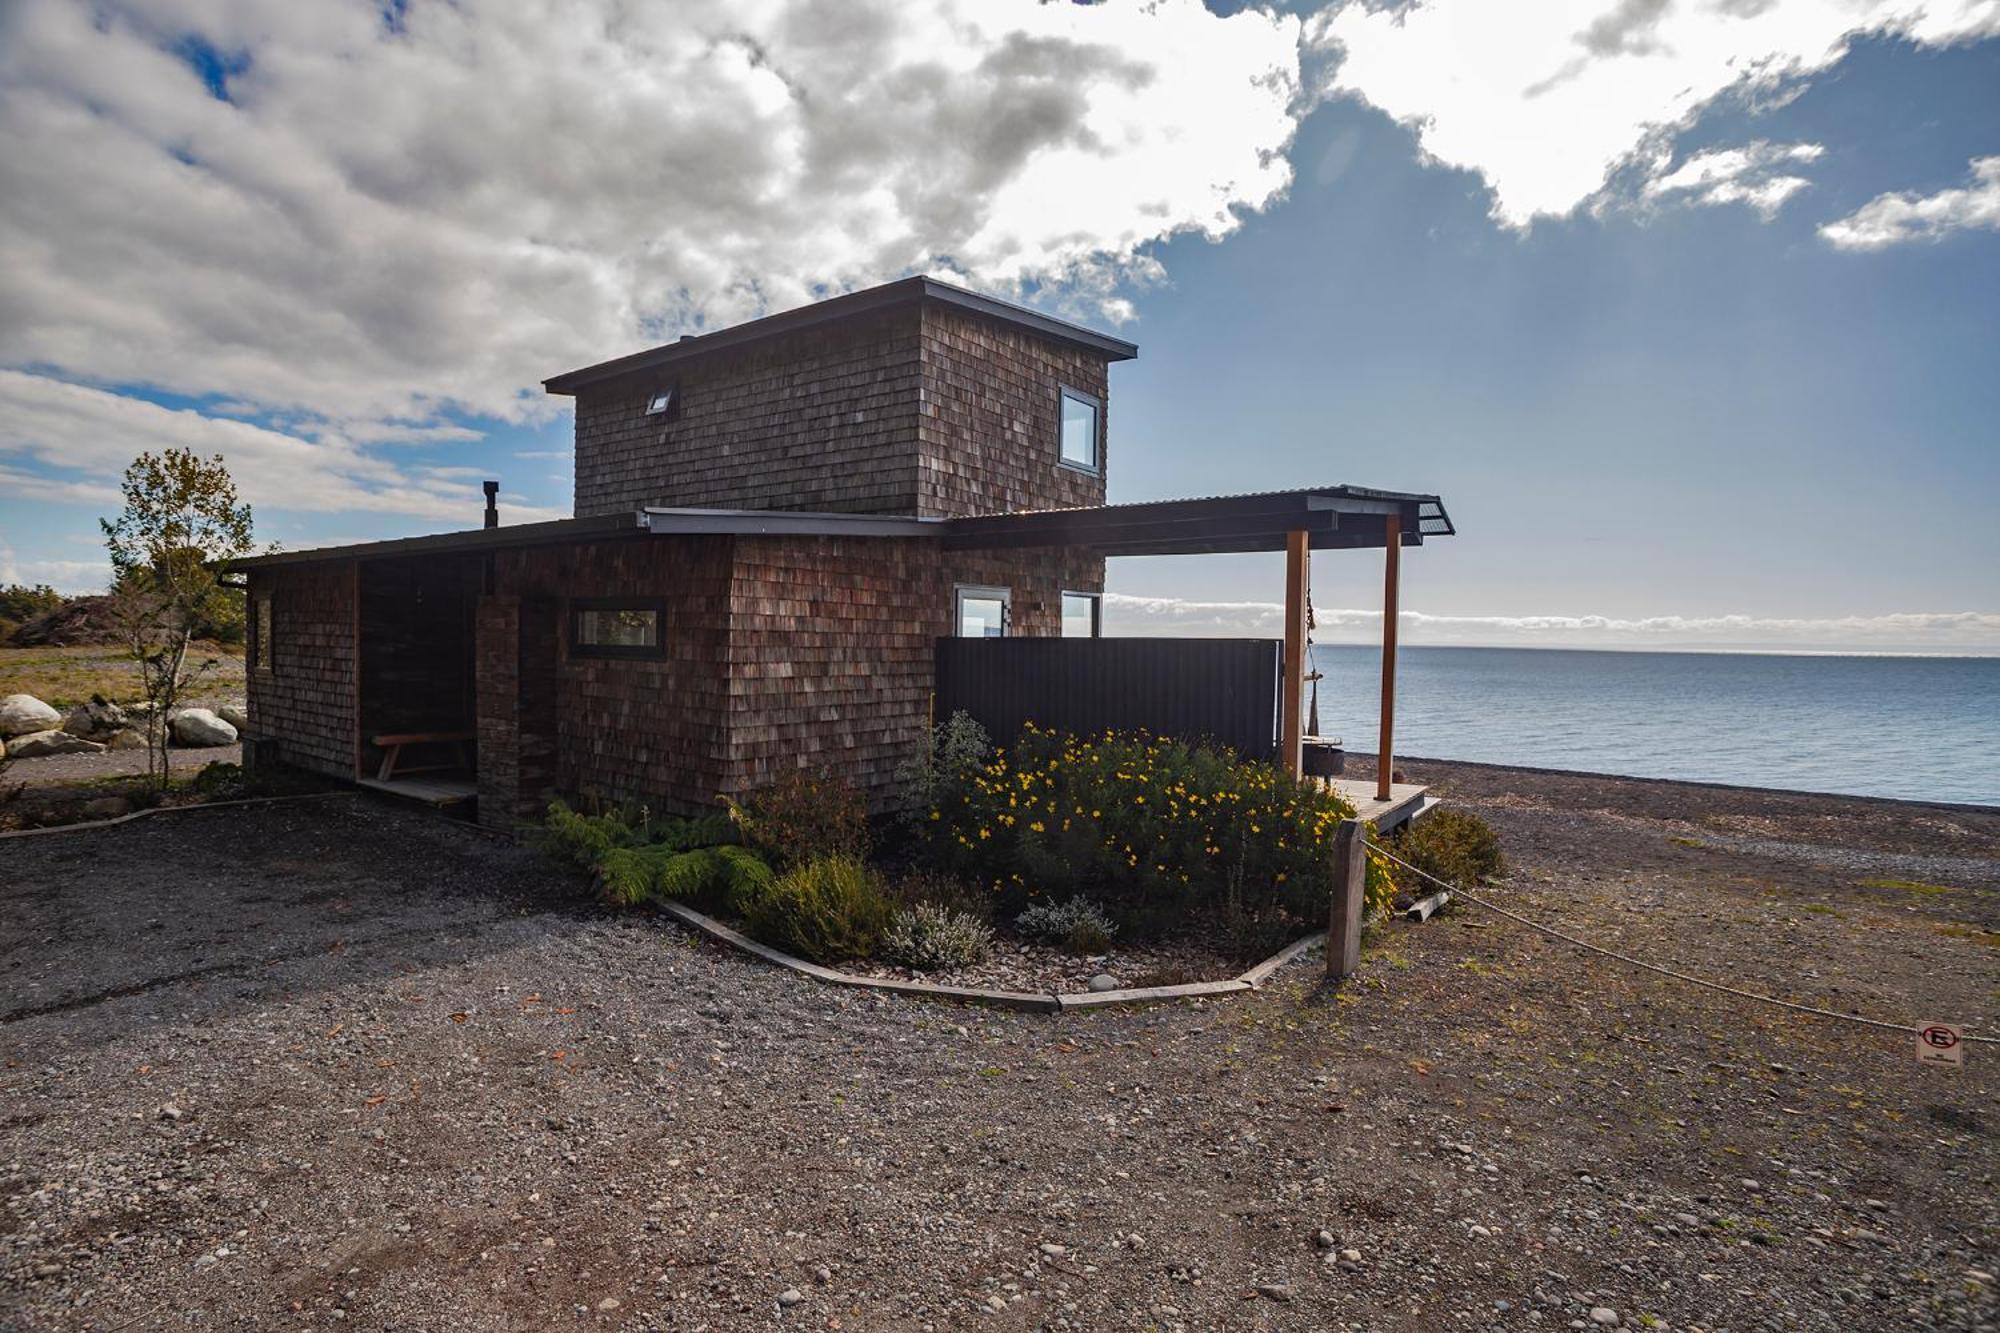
[942,485,1456,830]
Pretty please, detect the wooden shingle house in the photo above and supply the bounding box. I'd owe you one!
[239,277,1453,831]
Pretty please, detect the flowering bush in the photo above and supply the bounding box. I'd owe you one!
[923,725,1395,939]
[880,902,994,971]
[1014,896,1118,953]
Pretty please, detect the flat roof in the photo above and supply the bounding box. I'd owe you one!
[941,486,1455,557]
[237,488,1452,569]
[542,276,1138,395]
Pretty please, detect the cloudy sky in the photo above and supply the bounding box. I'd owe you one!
[2,0,1996,652]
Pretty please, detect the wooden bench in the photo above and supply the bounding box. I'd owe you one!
[371,730,474,783]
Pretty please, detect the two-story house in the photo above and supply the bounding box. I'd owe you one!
[239,276,1452,831]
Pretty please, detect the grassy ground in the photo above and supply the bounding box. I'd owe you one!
[0,642,244,709]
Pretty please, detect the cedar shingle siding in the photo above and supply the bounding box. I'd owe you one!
[573,308,925,518]
[246,281,1122,827]
[246,562,357,780]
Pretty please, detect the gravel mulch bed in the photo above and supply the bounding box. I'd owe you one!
[849,934,1245,995]
[1,768,1995,1331]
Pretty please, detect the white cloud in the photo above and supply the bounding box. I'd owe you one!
[1312,0,2000,226]
[1103,593,2000,653]
[1821,155,2000,248]
[1644,140,1824,217]
[0,0,1304,432]
[0,541,109,595]
[0,370,567,527]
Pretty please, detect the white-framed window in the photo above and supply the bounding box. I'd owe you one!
[1061,591,1101,639]
[1058,385,1100,473]
[954,585,1010,638]
[570,598,668,659]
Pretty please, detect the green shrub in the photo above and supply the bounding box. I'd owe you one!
[736,855,891,963]
[1388,808,1505,896]
[889,867,992,923]
[541,799,639,869]
[596,842,773,909]
[725,769,869,869]
[191,760,246,798]
[924,725,1388,939]
[880,902,994,971]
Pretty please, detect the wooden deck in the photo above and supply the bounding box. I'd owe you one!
[356,775,477,807]
[1320,777,1432,832]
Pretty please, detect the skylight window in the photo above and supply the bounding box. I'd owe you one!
[645,385,678,418]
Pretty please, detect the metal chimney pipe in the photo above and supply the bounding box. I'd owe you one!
[482,480,499,529]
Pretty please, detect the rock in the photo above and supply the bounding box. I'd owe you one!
[777,1288,803,1306]
[81,797,133,820]
[812,1265,832,1285]
[1339,1249,1362,1263]
[0,737,6,762]
[1589,1308,1621,1326]
[1087,974,1120,993]
[0,694,62,737]
[105,727,153,751]
[1313,1230,1336,1249]
[170,708,238,748]
[1039,1242,1068,1257]
[159,1104,182,1121]
[62,698,127,738]
[595,1296,620,1311]
[1256,1283,1294,1302]
[7,729,105,758]
[218,704,250,732]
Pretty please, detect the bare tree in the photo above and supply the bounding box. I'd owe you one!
[101,449,255,793]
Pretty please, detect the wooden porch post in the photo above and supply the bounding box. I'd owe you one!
[1376,512,1401,801]
[1281,528,1309,778]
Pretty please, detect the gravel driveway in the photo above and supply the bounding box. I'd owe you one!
[1,768,1995,1331]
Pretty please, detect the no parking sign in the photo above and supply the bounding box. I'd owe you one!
[1916,1022,1964,1068]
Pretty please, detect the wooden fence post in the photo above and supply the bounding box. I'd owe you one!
[1327,818,1365,982]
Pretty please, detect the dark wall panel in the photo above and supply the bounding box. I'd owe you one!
[935,638,1281,760]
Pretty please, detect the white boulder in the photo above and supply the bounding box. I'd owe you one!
[0,694,62,738]
[217,703,250,732]
[105,727,154,751]
[8,729,106,758]
[170,708,238,748]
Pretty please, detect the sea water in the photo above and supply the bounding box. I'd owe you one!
[1306,645,2000,806]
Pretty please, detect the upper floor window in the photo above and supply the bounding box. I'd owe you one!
[1059,386,1100,473]
[645,384,679,419]
[1061,591,1101,639]
[570,598,667,659]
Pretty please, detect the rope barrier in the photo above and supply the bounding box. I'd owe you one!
[1365,839,1997,1046]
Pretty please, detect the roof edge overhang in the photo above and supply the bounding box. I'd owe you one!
[234,511,650,569]
[542,276,1138,396]
[940,487,1455,556]
[235,488,1453,570]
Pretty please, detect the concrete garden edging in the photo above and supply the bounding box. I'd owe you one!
[654,899,1327,1011]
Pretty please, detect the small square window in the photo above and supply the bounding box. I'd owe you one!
[1059,387,1100,473]
[1061,591,1101,639]
[571,599,667,659]
[644,385,678,418]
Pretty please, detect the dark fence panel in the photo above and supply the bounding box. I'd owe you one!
[935,637,1281,760]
